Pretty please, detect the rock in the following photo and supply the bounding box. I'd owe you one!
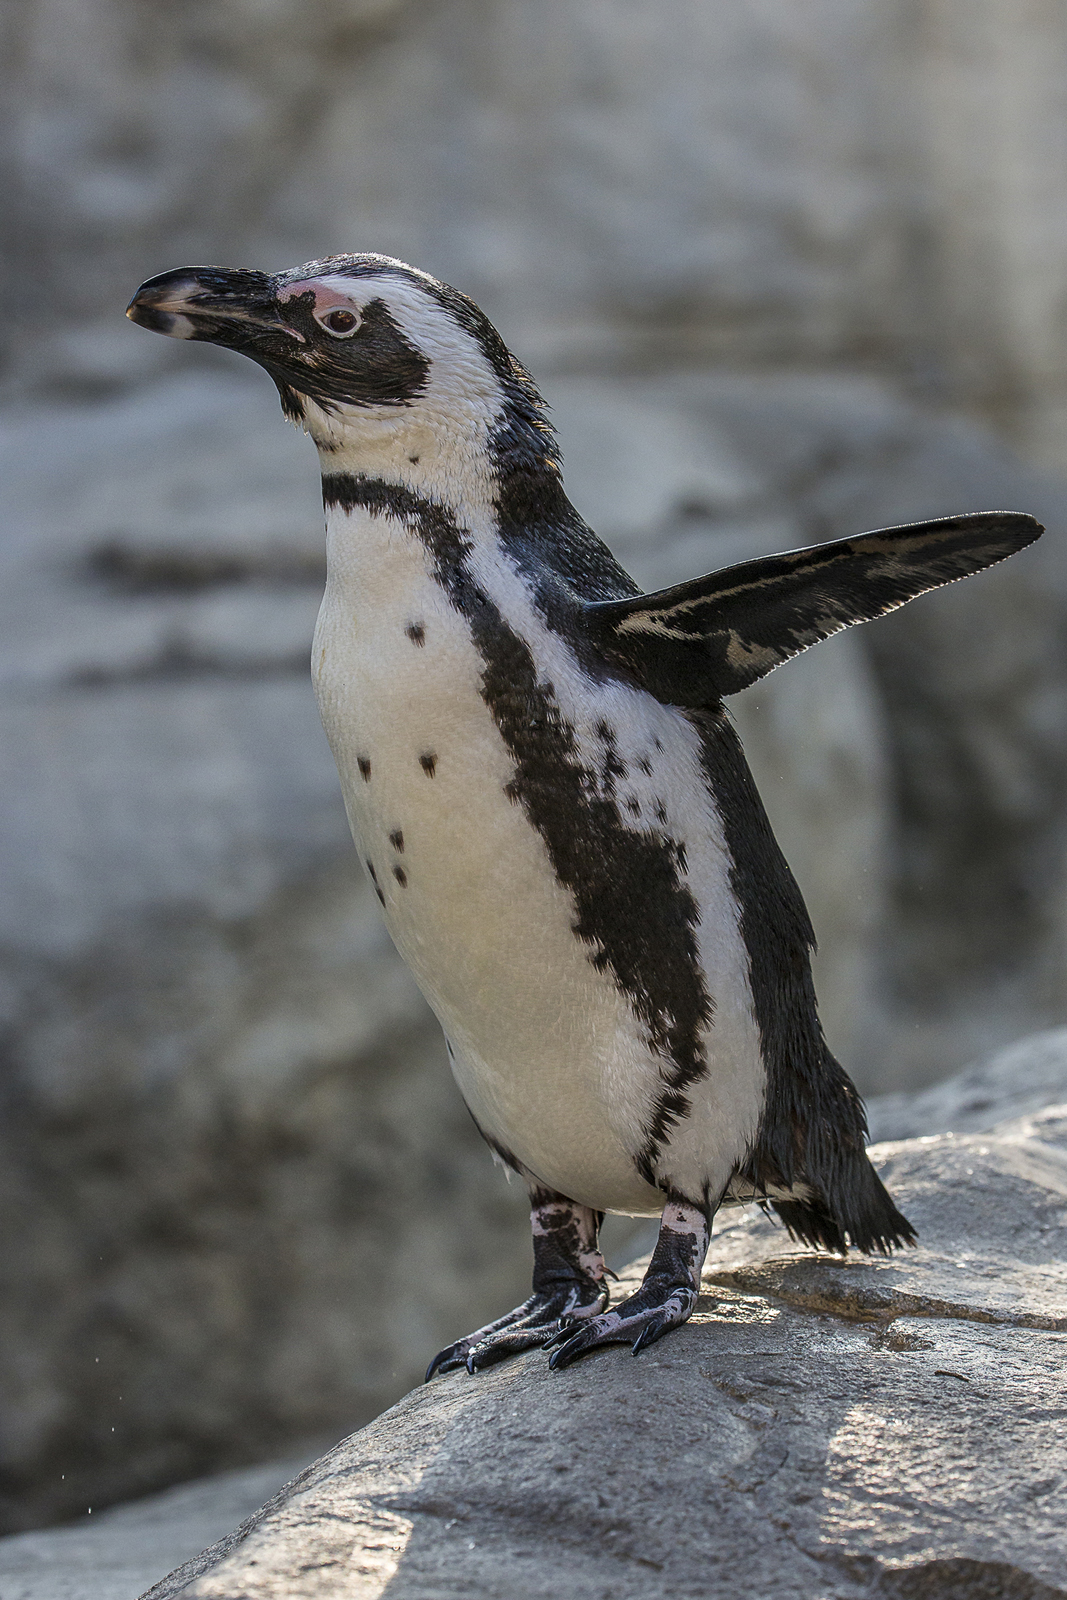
[709,1102,1067,1333]
[867,1026,1067,1144]
[133,1100,1067,1599]
[1,1035,1065,1597]
[0,1454,317,1600]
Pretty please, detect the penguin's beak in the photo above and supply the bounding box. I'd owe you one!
[126,266,292,351]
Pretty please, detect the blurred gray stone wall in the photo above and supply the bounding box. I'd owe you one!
[2,0,1067,1534]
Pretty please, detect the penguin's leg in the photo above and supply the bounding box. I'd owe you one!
[544,1193,710,1369]
[425,1188,610,1380]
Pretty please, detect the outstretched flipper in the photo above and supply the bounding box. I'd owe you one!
[545,1197,710,1369]
[425,1190,609,1379]
[585,511,1042,706]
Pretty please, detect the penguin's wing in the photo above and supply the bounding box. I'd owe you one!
[583,511,1042,703]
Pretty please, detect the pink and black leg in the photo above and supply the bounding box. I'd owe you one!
[425,1188,611,1379]
[545,1193,710,1368]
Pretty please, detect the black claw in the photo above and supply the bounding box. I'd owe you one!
[466,1341,509,1373]
[546,1289,695,1369]
[466,1342,502,1374]
[631,1315,666,1355]
[425,1348,461,1382]
[548,1329,598,1370]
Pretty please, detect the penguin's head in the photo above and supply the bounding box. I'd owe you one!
[127,255,554,486]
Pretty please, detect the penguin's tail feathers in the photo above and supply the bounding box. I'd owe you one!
[771,1156,916,1257]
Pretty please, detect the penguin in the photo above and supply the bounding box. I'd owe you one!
[127,255,1041,1374]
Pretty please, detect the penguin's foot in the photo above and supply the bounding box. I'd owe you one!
[425,1279,608,1378]
[425,1190,609,1380]
[544,1196,710,1369]
[544,1278,696,1366]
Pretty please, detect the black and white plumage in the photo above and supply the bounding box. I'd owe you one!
[128,256,1042,1372]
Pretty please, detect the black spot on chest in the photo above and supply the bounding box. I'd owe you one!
[594,721,627,798]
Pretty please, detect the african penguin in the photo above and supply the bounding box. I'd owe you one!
[127,255,1042,1373]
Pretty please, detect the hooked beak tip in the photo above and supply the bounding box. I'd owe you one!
[126,273,202,339]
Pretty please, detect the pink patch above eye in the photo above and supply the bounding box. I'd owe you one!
[278,279,358,316]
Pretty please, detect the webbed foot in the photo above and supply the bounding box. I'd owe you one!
[544,1278,696,1366]
[425,1190,608,1380]
[544,1196,710,1369]
[426,1280,607,1378]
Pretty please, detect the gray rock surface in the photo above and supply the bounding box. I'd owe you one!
[0,1455,317,1600]
[138,1101,1067,1599]
[2,1034,1065,1597]
[867,1026,1067,1144]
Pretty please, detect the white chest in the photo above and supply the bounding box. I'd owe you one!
[312,503,765,1214]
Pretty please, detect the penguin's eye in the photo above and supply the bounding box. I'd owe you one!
[316,307,361,338]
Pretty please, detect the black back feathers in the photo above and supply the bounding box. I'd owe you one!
[584,512,1042,706]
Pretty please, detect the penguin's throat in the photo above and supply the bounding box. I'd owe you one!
[305,397,495,503]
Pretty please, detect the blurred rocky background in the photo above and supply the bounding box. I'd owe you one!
[1,0,1066,1537]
